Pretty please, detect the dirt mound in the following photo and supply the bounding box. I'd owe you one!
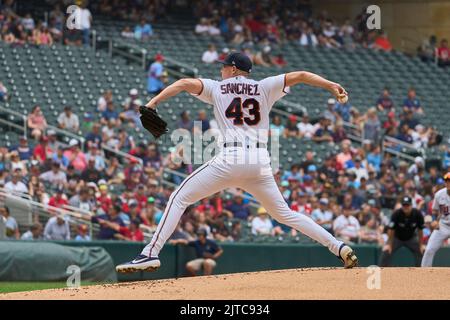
[2,268,449,300]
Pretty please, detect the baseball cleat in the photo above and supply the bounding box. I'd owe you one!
[338,244,358,268]
[116,255,161,273]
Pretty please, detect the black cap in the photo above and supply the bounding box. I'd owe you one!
[217,52,252,73]
[402,196,412,205]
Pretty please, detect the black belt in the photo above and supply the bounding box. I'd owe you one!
[223,142,267,148]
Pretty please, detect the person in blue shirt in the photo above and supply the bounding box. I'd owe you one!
[172,229,223,276]
[9,137,33,161]
[101,101,119,124]
[147,54,165,94]
[225,195,251,220]
[334,101,352,122]
[92,205,125,240]
[402,88,423,114]
[376,88,394,112]
[134,18,153,41]
[85,123,102,149]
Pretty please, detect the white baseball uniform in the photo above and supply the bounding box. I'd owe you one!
[421,187,450,267]
[141,74,343,258]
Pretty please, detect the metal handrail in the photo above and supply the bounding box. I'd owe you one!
[101,144,143,165]
[0,105,27,137]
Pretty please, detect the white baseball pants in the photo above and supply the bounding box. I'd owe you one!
[141,148,343,258]
[421,223,450,267]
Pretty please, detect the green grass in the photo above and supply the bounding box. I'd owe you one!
[0,282,99,294]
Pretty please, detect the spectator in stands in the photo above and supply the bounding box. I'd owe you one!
[335,100,352,122]
[333,207,360,244]
[4,168,28,194]
[251,207,274,236]
[122,88,139,111]
[300,27,318,46]
[254,46,273,67]
[196,109,210,133]
[52,146,69,170]
[101,100,120,124]
[332,120,347,144]
[383,111,398,136]
[376,88,394,112]
[44,213,70,240]
[8,150,27,174]
[363,107,381,144]
[97,90,113,113]
[312,117,334,144]
[297,114,314,140]
[48,186,69,209]
[69,187,95,212]
[359,217,383,244]
[75,224,91,241]
[21,223,43,240]
[32,135,51,164]
[195,18,210,35]
[403,88,423,114]
[1,206,19,239]
[134,18,153,41]
[226,194,250,220]
[27,105,47,140]
[64,139,87,172]
[418,35,437,63]
[58,106,79,132]
[181,229,223,276]
[395,123,413,144]
[273,53,287,67]
[120,26,134,39]
[324,98,337,124]
[367,145,382,173]
[269,115,285,137]
[311,198,334,234]
[10,136,32,161]
[39,162,67,186]
[0,81,8,101]
[101,118,117,146]
[79,2,92,46]
[177,110,194,131]
[284,114,299,137]
[201,44,219,64]
[93,204,125,240]
[373,30,392,51]
[436,38,449,68]
[147,54,165,95]
[120,100,142,128]
[85,123,102,149]
[85,144,106,172]
[81,157,102,183]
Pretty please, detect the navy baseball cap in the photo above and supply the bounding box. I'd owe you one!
[402,196,412,205]
[217,52,252,73]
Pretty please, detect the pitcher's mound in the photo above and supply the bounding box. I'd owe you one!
[2,267,450,300]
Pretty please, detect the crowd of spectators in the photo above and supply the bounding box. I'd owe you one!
[194,1,393,53]
[0,1,93,47]
[418,36,450,69]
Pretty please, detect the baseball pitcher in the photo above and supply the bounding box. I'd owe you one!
[421,173,450,267]
[116,52,358,273]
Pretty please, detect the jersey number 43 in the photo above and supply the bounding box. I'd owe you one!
[225,97,261,126]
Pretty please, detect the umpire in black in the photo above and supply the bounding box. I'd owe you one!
[379,196,425,267]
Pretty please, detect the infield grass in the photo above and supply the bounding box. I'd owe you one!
[0,281,99,294]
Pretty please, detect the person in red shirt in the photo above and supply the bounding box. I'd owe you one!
[383,111,399,136]
[48,187,69,210]
[134,184,147,208]
[374,31,392,51]
[33,136,52,163]
[218,48,229,61]
[273,54,287,67]
[436,39,449,68]
[118,220,144,242]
